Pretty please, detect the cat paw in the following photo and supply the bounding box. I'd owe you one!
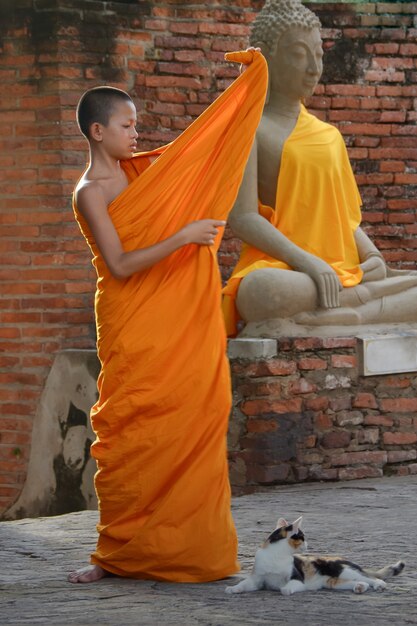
[372,579,386,592]
[353,582,369,594]
[280,587,294,596]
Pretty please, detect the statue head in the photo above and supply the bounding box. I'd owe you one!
[250,0,321,57]
[250,1,323,102]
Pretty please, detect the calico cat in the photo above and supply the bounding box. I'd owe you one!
[225,517,404,595]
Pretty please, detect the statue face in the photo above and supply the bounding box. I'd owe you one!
[268,26,323,100]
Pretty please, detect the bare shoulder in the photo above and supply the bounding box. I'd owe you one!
[75,177,107,216]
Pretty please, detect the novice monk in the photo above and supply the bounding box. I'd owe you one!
[68,50,267,583]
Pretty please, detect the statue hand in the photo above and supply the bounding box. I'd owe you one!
[360,255,387,282]
[386,266,417,278]
[299,256,341,309]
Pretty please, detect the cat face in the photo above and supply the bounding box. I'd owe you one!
[266,516,306,551]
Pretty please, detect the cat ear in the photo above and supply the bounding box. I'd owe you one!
[276,517,288,528]
[292,516,303,531]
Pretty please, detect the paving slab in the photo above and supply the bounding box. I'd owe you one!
[1,476,417,626]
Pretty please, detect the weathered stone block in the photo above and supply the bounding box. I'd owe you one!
[4,350,100,520]
[336,410,364,426]
[338,466,383,480]
[227,338,277,360]
[357,333,417,376]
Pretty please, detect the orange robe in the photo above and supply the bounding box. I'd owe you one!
[73,50,267,581]
[222,104,363,336]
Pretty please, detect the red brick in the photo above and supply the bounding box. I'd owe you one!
[375,85,404,97]
[380,398,417,413]
[372,43,400,54]
[246,419,278,433]
[325,85,375,97]
[151,101,189,117]
[380,376,411,388]
[305,397,329,411]
[387,450,417,463]
[298,358,327,371]
[292,337,324,351]
[329,397,352,412]
[321,431,351,449]
[372,57,414,71]
[174,50,205,62]
[314,412,333,430]
[0,328,20,339]
[380,111,407,123]
[330,450,387,467]
[241,398,303,416]
[395,173,417,184]
[322,337,357,349]
[145,75,202,89]
[347,147,368,159]
[237,380,282,397]
[287,378,317,395]
[353,393,378,409]
[380,161,406,173]
[332,96,361,109]
[198,23,248,36]
[383,431,417,445]
[399,43,417,55]
[356,173,394,185]
[303,435,317,449]
[331,355,357,369]
[255,360,297,377]
[169,22,199,35]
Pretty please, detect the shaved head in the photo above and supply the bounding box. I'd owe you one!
[76,86,134,139]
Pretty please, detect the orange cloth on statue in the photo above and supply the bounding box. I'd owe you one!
[72,50,267,581]
[222,104,363,337]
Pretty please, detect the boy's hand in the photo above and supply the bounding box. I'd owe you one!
[180,219,226,246]
[240,47,261,73]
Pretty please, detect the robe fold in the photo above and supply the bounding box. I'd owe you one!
[73,50,267,581]
[222,104,364,337]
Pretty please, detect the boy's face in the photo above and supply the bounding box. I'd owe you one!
[94,100,138,159]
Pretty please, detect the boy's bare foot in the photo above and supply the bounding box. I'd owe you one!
[68,564,108,583]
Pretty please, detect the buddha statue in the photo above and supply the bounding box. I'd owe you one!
[222,0,417,336]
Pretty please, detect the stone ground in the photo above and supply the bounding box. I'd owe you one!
[1,476,417,626]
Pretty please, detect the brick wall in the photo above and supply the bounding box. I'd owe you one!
[229,337,417,492]
[0,1,416,514]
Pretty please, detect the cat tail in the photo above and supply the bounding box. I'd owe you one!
[362,561,405,580]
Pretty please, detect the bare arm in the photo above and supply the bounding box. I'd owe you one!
[228,139,341,308]
[354,227,387,282]
[76,183,224,280]
[354,226,384,263]
[355,226,417,279]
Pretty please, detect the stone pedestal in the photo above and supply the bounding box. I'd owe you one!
[227,336,417,493]
[4,350,100,520]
